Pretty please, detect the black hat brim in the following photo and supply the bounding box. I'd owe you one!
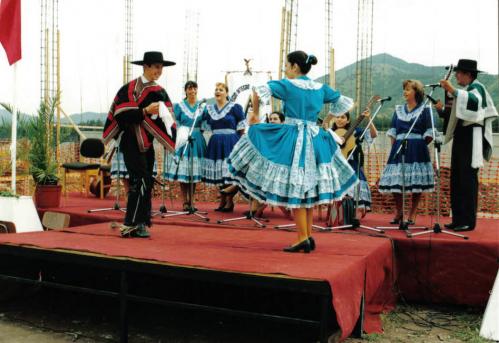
[446,65,482,73]
[131,60,176,67]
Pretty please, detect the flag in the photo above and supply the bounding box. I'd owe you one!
[0,0,21,65]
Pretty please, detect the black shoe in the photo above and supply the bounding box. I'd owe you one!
[309,237,316,251]
[132,224,151,238]
[390,217,401,224]
[407,219,415,225]
[219,204,234,213]
[283,240,311,253]
[444,223,456,229]
[453,225,474,232]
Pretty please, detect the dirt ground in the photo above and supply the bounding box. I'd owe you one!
[0,287,494,343]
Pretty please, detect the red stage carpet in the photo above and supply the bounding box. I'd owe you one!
[39,194,498,307]
[0,223,396,340]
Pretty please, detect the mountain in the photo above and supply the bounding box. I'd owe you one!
[0,109,106,125]
[318,53,499,128]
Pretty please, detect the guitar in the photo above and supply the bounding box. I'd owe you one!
[335,95,380,158]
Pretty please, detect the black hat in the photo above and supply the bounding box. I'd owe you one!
[447,59,482,73]
[131,51,176,67]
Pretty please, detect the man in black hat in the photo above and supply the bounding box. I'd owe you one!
[437,59,498,232]
[103,51,177,238]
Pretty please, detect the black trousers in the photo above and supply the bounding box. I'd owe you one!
[121,140,155,227]
[450,124,479,228]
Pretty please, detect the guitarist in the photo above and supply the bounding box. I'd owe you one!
[332,110,378,216]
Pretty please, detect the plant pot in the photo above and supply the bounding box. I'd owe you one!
[34,184,62,208]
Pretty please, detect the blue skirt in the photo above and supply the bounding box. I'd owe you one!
[164,130,206,183]
[378,136,434,193]
[203,133,240,186]
[227,123,358,208]
[111,151,157,179]
[347,159,371,210]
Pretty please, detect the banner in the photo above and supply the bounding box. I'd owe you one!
[0,0,22,65]
[226,71,272,123]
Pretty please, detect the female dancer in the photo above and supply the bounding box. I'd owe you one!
[164,81,207,211]
[332,110,377,216]
[378,80,435,224]
[227,50,357,253]
[202,82,246,212]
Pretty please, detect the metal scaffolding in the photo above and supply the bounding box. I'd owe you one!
[124,0,133,84]
[355,0,374,115]
[278,0,299,80]
[324,0,334,89]
[40,0,59,105]
[183,9,200,83]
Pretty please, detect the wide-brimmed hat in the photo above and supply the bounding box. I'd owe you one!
[447,59,482,73]
[131,51,175,67]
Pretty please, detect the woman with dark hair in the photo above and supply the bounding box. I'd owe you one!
[378,79,435,224]
[202,82,246,212]
[164,81,206,211]
[332,110,377,216]
[228,50,357,253]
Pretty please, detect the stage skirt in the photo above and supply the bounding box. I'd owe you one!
[203,129,241,186]
[227,119,358,208]
[378,133,434,193]
[164,128,206,183]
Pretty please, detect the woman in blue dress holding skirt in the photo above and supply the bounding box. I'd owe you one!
[202,82,247,211]
[227,51,358,253]
[164,81,206,211]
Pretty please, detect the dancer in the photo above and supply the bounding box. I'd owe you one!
[378,80,434,225]
[164,81,206,211]
[228,50,357,253]
[202,82,246,212]
[332,110,377,216]
[436,59,498,231]
[103,51,176,238]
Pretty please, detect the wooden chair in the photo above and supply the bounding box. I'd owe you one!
[0,221,16,233]
[62,138,105,197]
[41,211,70,230]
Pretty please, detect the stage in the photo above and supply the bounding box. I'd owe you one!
[0,194,497,342]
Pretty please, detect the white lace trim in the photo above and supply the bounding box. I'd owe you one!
[206,102,236,121]
[395,104,428,122]
[252,84,272,104]
[287,78,323,90]
[178,100,199,119]
[329,95,354,116]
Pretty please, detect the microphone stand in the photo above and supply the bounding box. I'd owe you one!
[408,89,468,239]
[313,100,387,233]
[375,88,441,236]
[163,101,209,221]
[151,148,184,217]
[88,132,126,213]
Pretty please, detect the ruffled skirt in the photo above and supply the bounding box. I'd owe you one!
[227,123,358,208]
[164,130,206,183]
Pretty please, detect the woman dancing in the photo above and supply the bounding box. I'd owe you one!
[227,50,358,253]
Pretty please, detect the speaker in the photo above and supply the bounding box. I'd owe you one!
[0,196,43,233]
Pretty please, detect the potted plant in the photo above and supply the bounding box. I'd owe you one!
[28,95,61,208]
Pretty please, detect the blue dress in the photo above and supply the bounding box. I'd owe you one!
[164,100,206,183]
[378,103,435,193]
[202,102,246,186]
[227,76,358,208]
[344,128,372,210]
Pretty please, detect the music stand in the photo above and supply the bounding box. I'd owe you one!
[313,100,388,233]
[88,135,126,213]
[407,86,468,239]
[162,102,209,221]
[375,89,441,236]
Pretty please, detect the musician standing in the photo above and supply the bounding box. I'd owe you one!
[437,59,498,232]
[103,51,176,238]
[378,80,435,225]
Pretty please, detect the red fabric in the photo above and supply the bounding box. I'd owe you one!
[0,223,395,340]
[0,0,21,65]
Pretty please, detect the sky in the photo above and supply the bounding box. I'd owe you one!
[0,0,497,115]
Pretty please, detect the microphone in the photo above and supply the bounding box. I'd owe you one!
[377,96,391,102]
[199,98,207,104]
[425,83,441,88]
